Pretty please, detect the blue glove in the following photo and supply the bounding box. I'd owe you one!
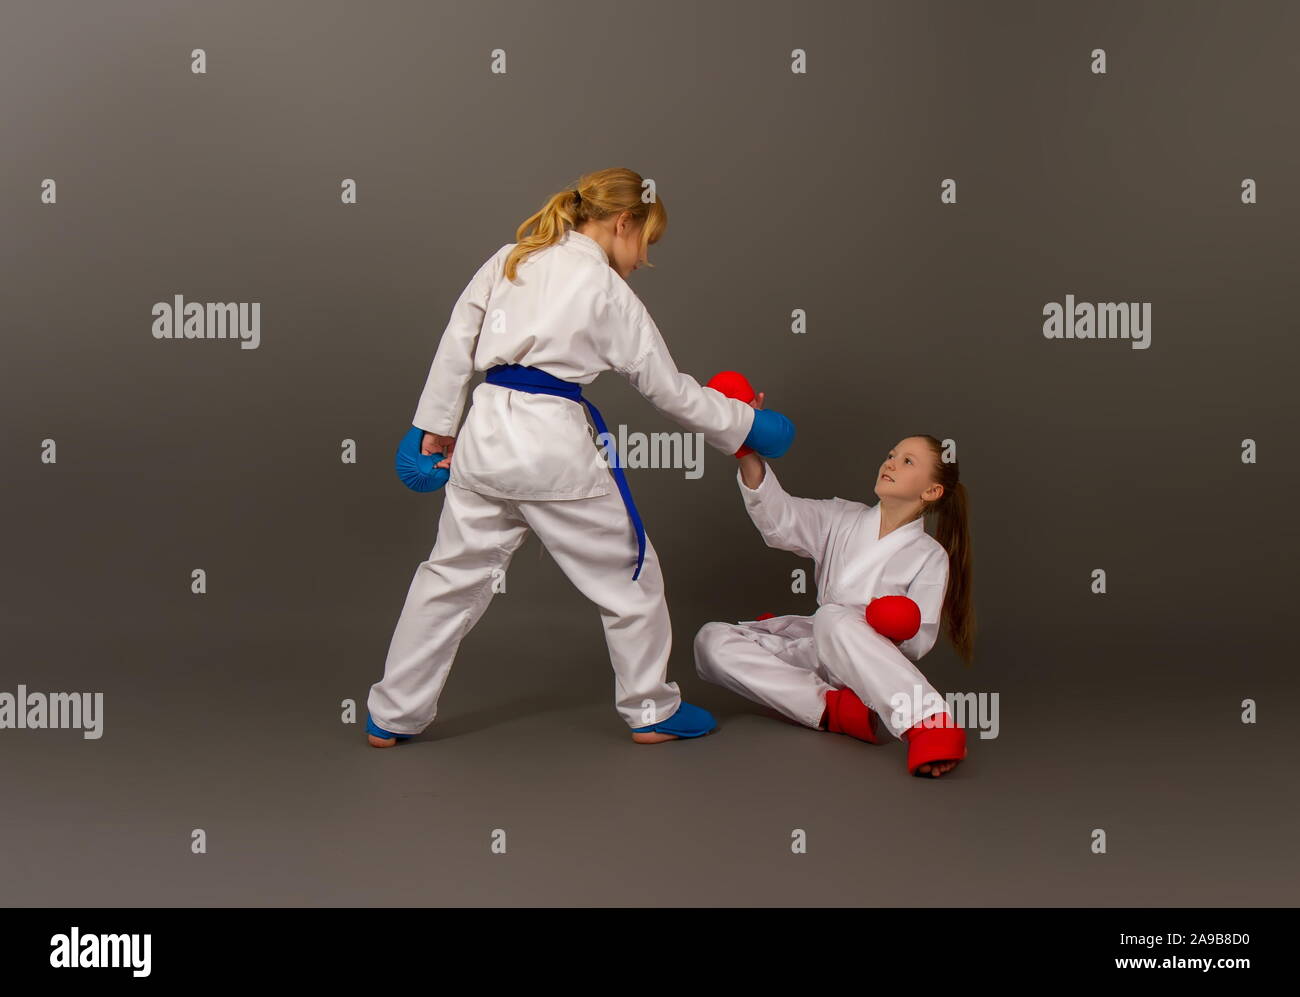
[742,408,796,459]
[395,425,450,493]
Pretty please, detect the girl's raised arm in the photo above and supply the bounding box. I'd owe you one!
[737,460,848,564]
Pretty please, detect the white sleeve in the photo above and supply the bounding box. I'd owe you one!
[411,244,510,436]
[896,546,950,662]
[601,287,755,455]
[736,462,845,562]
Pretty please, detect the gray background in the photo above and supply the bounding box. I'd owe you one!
[2,0,1297,905]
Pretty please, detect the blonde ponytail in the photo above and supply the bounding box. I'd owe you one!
[504,167,667,282]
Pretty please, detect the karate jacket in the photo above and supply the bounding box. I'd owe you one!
[736,461,950,662]
[410,228,756,501]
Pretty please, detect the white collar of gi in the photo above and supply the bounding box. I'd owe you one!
[561,227,610,266]
[872,504,925,543]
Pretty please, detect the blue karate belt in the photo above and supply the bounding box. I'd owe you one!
[484,363,647,581]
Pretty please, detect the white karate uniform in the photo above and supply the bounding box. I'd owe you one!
[694,462,953,739]
[368,228,757,735]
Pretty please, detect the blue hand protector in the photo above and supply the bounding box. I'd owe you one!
[742,408,796,459]
[395,425,450,493]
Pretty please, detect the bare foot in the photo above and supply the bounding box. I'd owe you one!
[631,730,680,744]
[915,759,960,778]
[368,734,399,748]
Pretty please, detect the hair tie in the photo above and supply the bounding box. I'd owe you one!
[573,188,581,203]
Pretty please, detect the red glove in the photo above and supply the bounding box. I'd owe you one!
[865,596,921,643]
[706,370,756,457]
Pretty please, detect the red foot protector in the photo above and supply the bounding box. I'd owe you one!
[823,687,884,744]
[754,612,776,621]
[903,711,967,775]
[865,595,921,642]
[706,370,756,457]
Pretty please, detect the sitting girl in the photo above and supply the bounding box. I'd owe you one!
[695,415,975,777]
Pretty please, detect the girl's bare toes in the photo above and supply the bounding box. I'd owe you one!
[631,730,680,744]
[917,759,960,777]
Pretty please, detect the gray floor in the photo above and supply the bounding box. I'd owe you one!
[4,0,1298,911]
[3,612,1292,907]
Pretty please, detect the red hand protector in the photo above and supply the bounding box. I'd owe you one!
[865,595,921,643]
[706,370,756,457]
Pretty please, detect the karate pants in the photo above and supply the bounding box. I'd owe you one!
[367,481,681,735]
[693,605,951,740]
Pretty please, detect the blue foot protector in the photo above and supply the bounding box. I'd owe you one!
[366,714,413,741]
[631,701,717,738]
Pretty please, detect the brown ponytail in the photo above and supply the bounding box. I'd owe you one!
[912,434,976,666]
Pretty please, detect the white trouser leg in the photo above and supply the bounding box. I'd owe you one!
[367,483,530,734]
[515,487,681,729]
[694,621,831,729]
[811,603,950,740]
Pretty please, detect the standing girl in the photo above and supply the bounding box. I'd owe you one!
[366,167,795,747]
[694,430,975,777]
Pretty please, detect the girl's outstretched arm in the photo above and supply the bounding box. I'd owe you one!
[736,458,848,563]
[600,288,755,456]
